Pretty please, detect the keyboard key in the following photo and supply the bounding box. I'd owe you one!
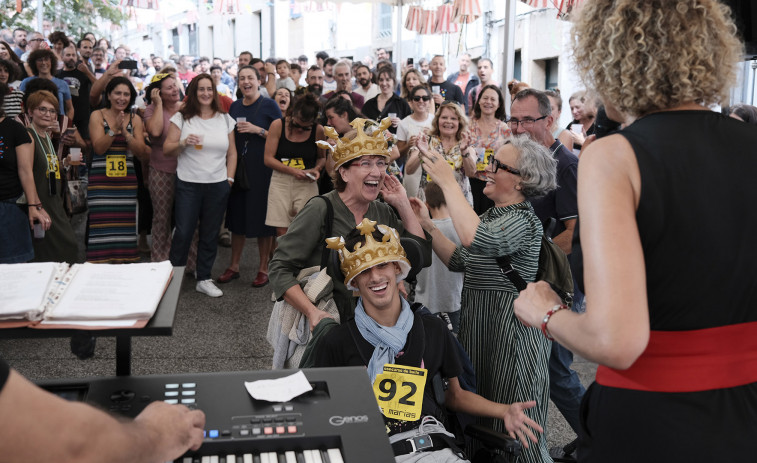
[165,399,178,405]
[311,450,323,463]
[287,425,297,434]
[303,450,315,463]
[243,455,253,463]
[182,383,196,388]
[326,449,344,463]
[208,429,219,438]
[165,391,179,397]
[275,426,285,434]
[263,427,273,435]
[226,455,236,463]
[165,383,179,389]
[284,451,297,463]
[210,457,219,463]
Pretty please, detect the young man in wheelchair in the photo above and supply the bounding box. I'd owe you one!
[314,219,543,461]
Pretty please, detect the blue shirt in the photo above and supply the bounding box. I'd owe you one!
[19,76,72,116]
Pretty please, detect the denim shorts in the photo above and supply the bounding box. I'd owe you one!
[0,197,34,263]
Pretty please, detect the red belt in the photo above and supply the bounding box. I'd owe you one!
[595,321,757,393]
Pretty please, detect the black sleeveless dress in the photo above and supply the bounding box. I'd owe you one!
[573,110,757,462]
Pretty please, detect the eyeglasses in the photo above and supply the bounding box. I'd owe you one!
[412,95,431,102]
[29,38,44,42]
[489,158,521,176]
[34,107,57,115]
[506,115,547,129]
[290,120,313,131]
[355,159,388,170]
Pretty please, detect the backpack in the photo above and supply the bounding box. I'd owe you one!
[496,217,574,306]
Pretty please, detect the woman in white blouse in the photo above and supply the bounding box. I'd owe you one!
[164,73,237,298]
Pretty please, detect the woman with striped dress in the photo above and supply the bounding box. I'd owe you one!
[87,76,147,263]
[411,134,557,462]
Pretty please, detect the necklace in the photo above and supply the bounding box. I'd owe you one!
[30,125,58,177]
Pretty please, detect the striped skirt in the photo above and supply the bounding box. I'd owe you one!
[86,145,139,263]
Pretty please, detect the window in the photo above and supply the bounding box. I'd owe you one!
[378,4,392,39]
[545,58,558,90]
[514,50,522,82]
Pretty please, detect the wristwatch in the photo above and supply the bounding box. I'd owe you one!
[259,129,267,137]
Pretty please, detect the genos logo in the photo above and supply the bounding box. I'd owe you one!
[329,415,369,426]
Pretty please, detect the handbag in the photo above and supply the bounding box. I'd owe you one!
[62,166,87,216]
[233,140,250,192]
[496,215,574,306]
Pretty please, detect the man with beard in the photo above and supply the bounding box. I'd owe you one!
[12,28,27,57]
[295,65,327,105]
[354,64,378,101]
[57,44,95,139]
[323,60,365,110]
[77,38,94,73]
[322,57,337,93]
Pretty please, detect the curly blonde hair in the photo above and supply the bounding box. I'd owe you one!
[571,0,743,117]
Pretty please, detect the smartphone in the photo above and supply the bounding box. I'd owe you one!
[408,57,414,65]
[64,128,76,137]
[118,60,138,70]
[305,173,316,181]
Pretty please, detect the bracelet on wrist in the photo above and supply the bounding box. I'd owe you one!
[541,304,568,341]
[227,177,235,183]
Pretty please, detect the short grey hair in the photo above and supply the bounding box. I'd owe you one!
[510,135,557,198]
[513,88,552,118]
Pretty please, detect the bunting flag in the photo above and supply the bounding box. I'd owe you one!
[16,0,22,13]
[119,0,159,9]
[521,0,584,19]
[434,4,458,35]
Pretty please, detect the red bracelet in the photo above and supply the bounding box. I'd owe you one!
[541,304,568,341]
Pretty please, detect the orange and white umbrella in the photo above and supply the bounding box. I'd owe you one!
[419,9,437,35]
[434,4,459,34]
[451,0,482,24]
[404,6,423,32]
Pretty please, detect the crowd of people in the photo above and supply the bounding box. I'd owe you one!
[2,0,757,460]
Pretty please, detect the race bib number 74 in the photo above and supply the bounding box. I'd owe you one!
[372,365,427,422]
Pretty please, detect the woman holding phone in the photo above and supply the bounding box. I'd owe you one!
[263,93,326,241]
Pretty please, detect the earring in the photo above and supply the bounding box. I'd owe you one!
[515,184,522,191]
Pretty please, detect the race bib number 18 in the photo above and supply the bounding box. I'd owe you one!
[372,365,427,422]
[106,154,127,177]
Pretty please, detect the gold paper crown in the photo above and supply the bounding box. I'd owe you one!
[325,218,411,290]
[319,117,393,169]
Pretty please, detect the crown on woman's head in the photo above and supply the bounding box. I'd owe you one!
[317,117,392,169]
[325,218,411,290]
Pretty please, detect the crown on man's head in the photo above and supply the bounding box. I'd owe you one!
[320,117,393,169]
[325,218,411,290]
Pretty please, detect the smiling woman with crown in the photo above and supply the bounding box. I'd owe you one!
[269,117,431,342]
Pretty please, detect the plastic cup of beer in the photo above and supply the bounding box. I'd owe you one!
[571,123,583,135]
[432,85,441,95]
[236,117,246,123]
[69,147,82,166]
[194,134,204,150]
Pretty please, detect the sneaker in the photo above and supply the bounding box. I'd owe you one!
[196,279,223,297]
[218,231,231,247]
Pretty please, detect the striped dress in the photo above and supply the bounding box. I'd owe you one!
[447,202,552,462]
[86,114,139,263]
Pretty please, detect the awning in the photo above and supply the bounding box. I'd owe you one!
[521,0,583,19]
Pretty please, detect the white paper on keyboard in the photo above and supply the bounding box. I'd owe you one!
[244,370,313,402]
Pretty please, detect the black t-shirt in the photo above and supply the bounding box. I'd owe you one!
[361,94,411,134]
[0,357,9,393]
[314,310,462,435]
[529,140,578,240]
[275,117,319,170]
[57,68,92,139]
[0,117,33,201]
[429,79,465,106]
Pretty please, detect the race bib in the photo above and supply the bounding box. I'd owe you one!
[372,365,427,422]
[425,159,457,183]
[106,155,127,177]
[476,148,493,172]
[282,157,306,170]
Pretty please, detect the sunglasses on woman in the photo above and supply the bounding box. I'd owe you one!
[412,95,431,102]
